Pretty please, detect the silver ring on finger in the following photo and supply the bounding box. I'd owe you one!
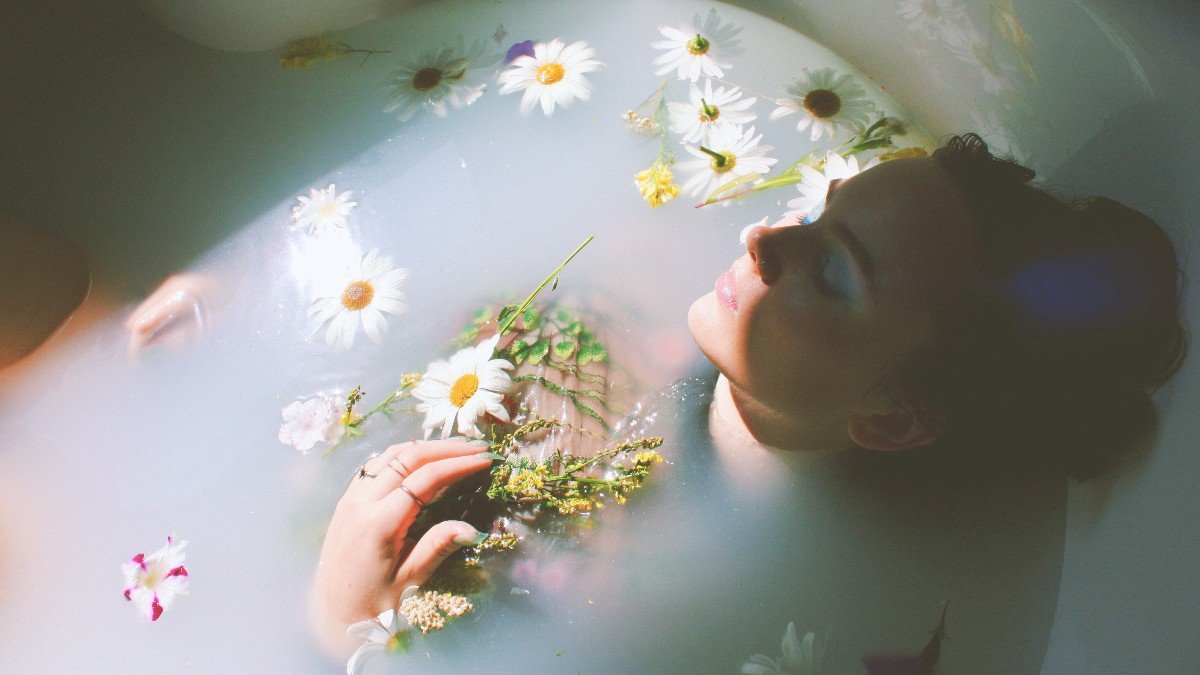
[388,458,411,479]
[357,465,378,480]
[397,483,427,508]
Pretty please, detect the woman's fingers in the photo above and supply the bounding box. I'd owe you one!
[376,454,495,536]
[359,438,489,500]
[392,520,485,589]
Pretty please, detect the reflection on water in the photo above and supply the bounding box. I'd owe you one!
[0,0,1067,671]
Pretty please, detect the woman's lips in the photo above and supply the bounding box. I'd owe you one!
[717,268,737,313]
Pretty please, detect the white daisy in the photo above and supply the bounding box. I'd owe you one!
[291,183,357,236]
[497,39,603,116]
[678,125,778,199]
[785,152,880,222]
[308,249,407,351]
[346,588,418,675]
[668,78,757,145]
[412,334,515,439]
[741,622,831,675]
[122,536,189,622]
[652,8,743,82]
[770,68,876,141]
[384,38,498,122]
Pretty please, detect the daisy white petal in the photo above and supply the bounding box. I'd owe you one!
[668,78,757,145]
[308,249,408,352]
[384,38,499,123]
[291,183,357,237]
[784,151,880,221]
[497,39,603,116]
[651,9,741,82]
[771,67,876,141]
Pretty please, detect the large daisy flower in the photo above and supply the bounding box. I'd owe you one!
[497,39,603,116]
[770,68,876,141]
[384,39,498,122]
[668,78,757,146]
[785,151,880,222]
[412,334,515,439]
[678,125,778,199]
[652,8,743,82]
[308,249,407,351]
[291,183,357,237]
[122,536,189,622]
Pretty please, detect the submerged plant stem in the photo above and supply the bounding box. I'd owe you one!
[498,235,595,335]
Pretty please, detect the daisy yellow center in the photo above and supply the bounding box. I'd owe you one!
[711,152,736,173]
[450,373,480,407]
[341,281,374,311]
[536,62,565,85]
[412,67,443,91]
[802,88,842,119]
[318,201,338,216]
[687,34,711,55]
[699,98,720,123]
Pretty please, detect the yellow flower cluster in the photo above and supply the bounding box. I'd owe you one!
[504,464,549,499]
[399,590,473,633]
[635,160,681,208]
[280,38,344,70]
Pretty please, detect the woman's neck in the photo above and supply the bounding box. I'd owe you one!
[712,374,849,453]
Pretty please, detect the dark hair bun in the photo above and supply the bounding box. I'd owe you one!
[908,135,1187,479]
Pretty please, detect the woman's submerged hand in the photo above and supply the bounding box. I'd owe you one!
[309,438,496,654]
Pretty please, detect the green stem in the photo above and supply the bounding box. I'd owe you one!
[697,146,728,167]
[498,235,595,335]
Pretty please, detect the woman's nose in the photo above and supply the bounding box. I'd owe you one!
[745,224,787,284]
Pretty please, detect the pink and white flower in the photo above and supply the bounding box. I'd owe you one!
[278,393,346,453]
[122,536,189,622]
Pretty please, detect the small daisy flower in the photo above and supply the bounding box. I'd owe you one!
[668,78,757,145]
[291,183,357,236]
[678,125,778,199]
[278,393,346,453]
[497,39,603,116]
[412,334,515,439]
[770,68,876,141]
[741,622,831,675]
[346,588,418,675]
[308,249,407,351]
[122,536,189,622]
[384,39,497,122]
[785,152,880,222]
[651,8,743,82]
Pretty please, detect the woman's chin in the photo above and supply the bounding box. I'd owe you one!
[687,291,726,369]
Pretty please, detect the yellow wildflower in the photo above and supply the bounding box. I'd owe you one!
[280,37,343,70]
[878,146,929,162]
[635,160,681,208]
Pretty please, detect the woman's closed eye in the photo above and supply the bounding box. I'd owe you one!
[814,245,857,300]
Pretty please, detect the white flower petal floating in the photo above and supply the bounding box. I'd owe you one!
[770,67,876,142]
[497,38,604,116]
[384,38,499,122]
[667,77,757,146]
[784,151,880,222]
[291,183,357,237]
[652,8,743,82]
[121,535,189,622]
[678,125,778,200]
[412,334,515,439]
[307,249,408,352]
[345,604,414,675]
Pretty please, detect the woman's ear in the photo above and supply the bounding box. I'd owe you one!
[847,409,941,452]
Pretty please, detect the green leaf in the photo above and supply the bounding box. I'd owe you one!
[497,304,518,328]
[578,342,608,365]
[472,306,494,325]
[555,308,572,324]
[706,172,764,199]
[345,425,364,437]
[566,320,584,337]
[529,339,550,363]
[551,275,560,291]
[554,340,576,359]
[522,307,542,328]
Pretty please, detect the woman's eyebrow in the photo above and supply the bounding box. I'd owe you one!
[829,221,876,297]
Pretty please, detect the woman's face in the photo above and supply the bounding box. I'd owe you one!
[688,157,983,448]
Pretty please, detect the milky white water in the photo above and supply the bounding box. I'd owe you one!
[0,0,1065,671]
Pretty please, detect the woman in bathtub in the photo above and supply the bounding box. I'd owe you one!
[309,134,1186,667]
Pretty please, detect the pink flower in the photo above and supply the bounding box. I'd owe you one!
[278,393,346,453]
[122,536,189,622]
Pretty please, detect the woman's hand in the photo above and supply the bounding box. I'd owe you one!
[309,438,495,654]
